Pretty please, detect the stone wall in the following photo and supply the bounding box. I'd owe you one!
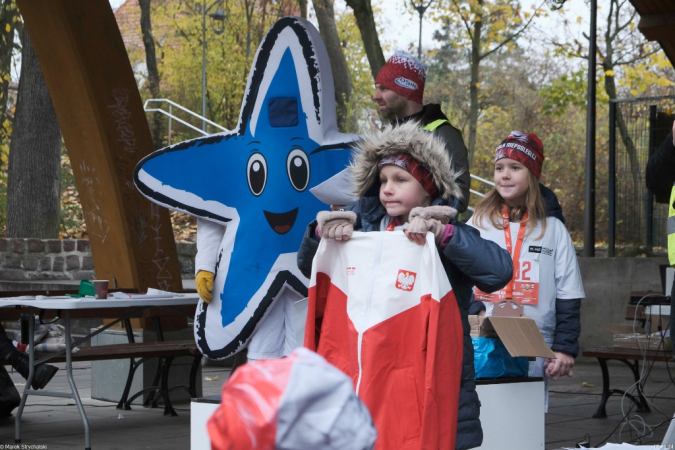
[0,238,196,281]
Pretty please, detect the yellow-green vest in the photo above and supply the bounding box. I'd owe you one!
[422,119,448,132]
[668,184,675,266]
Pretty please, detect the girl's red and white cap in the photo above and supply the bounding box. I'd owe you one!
[378,153,439,199]
[495,131,545,179]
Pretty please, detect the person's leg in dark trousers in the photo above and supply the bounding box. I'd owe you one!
[0,322,58,390]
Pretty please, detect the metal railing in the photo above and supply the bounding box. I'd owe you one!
[466,173,495,213]
[608,96,674,257]
[143,98,229,145]
[470,173,494,197]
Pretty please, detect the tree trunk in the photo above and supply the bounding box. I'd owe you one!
[6,30,61,238]
[345,0,385,80]
[139,0,163,149]
[601,0,640,192]
[467,8,482,166]
[314,0,354,131]
[298,0,307,18]
[244,0,253,64]
[603,67,640,191]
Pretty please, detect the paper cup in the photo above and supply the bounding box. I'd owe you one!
[93,280,109,299]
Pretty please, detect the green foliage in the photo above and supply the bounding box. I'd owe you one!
[0,0,20,237]
[66,0,675,247]
[0,117,9,237]
[335,3,379,133]
[59,144,85,238]
[426,46,592,240]
[431,0,542,59]
[119,0,300,143]
[539,70,587,116]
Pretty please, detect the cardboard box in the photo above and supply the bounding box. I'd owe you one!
[469,315,555,359]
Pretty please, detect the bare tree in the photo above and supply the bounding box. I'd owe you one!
[440,0,542,163]
[597,0,648,190]
[314,0,354,131]
[298,0,307,18]
[139,0,163,149]
[345,0,385,79]
[6,30,61,238]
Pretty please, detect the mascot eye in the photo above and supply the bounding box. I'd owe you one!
[287,149,310,192]
[247,153,267,196]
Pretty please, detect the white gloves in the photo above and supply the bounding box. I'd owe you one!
[405,205,458,245]
[317,211,357,241]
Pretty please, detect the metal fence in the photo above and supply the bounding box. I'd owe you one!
[609,96,674,257]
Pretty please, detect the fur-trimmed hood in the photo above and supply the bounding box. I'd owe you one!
[350,121,462,202]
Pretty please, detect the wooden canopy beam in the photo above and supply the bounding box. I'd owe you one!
[16,0,182,292]
[638,12,675,42]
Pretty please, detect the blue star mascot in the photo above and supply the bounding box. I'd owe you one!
[134,17,355,360]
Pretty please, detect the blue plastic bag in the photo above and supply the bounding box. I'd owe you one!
[472,337,528,379]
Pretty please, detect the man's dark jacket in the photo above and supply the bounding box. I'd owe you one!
[646,130,675,350]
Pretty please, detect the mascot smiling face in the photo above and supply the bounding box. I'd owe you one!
[134,17,355,359]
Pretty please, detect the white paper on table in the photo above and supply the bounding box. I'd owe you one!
[112,292,175,300]
[146,288,179,296]
[309,168,357,206]
[563,444,667,449]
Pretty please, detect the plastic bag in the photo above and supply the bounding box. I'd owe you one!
[472,337,528,379]
[12,320,79,353]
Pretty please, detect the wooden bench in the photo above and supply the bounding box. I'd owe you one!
[583,344,671,418]
[0,289,203,417]
[31,338,203,416]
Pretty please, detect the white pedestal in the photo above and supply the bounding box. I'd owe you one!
[190,380,544,449]
[475,379,545,449]
[191,396,221,449]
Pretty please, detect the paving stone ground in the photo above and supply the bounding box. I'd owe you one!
[0,357,673,449]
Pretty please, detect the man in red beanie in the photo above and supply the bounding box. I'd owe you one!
[373,50,470,213]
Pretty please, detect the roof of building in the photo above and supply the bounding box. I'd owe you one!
[629,0,675,68]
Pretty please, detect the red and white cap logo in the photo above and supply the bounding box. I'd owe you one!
[396,270,416,291]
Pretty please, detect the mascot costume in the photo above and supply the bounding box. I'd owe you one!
[134,17,355,360]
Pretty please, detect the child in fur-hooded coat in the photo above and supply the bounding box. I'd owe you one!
[298,121,513,450]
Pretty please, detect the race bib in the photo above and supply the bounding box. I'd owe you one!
[475,259,540,305]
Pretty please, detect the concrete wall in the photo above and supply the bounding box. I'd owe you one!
[578,256,669,359]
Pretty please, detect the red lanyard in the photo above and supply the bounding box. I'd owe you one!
[502,206,527,300]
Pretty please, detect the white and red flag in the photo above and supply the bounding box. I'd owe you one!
[305,231,464,450]
[208,347,377,450]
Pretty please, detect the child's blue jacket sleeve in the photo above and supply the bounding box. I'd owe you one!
[552,298,581,357]
[441,222,513,293]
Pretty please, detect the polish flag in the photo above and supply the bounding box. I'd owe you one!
[305,231,464,450]
[208,347,377,449]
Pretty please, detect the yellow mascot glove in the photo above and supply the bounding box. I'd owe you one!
[196,270,214,303]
